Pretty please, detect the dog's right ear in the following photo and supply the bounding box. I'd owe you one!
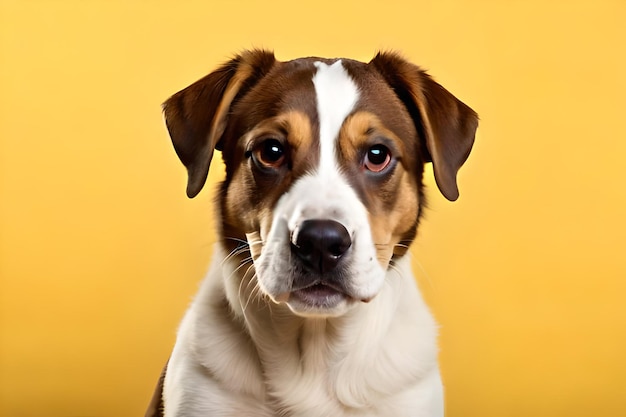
[163,50,276,198]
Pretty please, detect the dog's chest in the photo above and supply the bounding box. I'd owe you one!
[223,307,355,414]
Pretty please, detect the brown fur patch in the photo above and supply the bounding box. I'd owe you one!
[336,111,420,265]
[221,110,316,253]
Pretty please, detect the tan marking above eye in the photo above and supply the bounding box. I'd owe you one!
[276,111,313,151]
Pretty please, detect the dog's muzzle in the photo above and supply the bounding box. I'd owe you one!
[247,175,386,316]
[281,219,355,313]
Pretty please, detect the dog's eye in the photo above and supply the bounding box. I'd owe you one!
[253,139,286,169]
[364,145,391,173]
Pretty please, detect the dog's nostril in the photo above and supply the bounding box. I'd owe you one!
[292,220,352,274]
[328,242,349,258]
[295,240,314,256]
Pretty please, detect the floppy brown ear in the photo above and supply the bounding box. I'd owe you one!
[370,52,478,201]
[163,49,276,198]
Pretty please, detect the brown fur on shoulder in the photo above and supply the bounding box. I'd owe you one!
[144,362,167,417]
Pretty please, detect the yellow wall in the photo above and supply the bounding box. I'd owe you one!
[1,0,625,416]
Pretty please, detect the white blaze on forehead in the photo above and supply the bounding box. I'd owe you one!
[312,61,359,172]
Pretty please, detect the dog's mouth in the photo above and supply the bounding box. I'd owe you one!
[275,281,353,314]
[292,282,348,306]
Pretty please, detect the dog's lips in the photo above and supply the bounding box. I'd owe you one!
[289,282,350,308]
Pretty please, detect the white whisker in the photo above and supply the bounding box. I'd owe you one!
[411,255,436,293]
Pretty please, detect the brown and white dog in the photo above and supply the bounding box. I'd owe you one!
[146,50,478,417]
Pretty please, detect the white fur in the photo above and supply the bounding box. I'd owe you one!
[312,60,358,173]
[163,60,443,416]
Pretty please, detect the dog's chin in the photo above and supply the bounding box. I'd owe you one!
[269,283,356,318]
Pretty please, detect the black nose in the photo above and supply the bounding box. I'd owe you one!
[291,220,352,274]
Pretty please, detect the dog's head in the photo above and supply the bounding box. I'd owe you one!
[163,50,478,317]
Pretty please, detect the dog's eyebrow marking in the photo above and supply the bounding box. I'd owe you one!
[312,61,359,174]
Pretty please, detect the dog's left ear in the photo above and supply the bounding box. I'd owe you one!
[370,52,478,201]
[163,49,276,198]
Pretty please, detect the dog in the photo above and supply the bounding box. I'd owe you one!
[146,49,478,417]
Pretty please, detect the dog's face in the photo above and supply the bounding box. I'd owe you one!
[163,50,477,317]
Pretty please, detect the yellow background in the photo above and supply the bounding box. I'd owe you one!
[1,0,625,416]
